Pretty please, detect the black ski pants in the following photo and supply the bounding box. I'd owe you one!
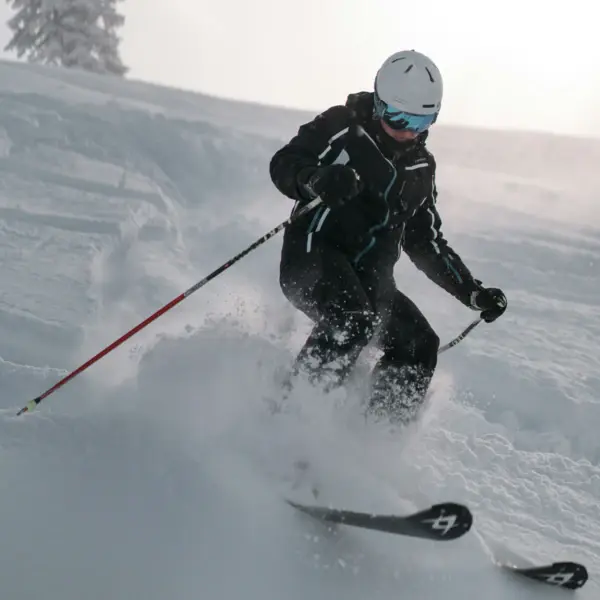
[280,240,440,420]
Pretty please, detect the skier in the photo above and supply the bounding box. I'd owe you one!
[269,50,507,423]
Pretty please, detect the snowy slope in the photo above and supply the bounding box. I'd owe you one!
[0,59,598,600]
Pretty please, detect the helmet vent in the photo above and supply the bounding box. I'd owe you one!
[425,67,435,82]
[404,64,414,73]
[391,57,406,63]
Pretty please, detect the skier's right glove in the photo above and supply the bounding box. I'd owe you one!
[298,164,362,208]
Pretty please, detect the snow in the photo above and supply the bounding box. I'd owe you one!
[0,59,598,599]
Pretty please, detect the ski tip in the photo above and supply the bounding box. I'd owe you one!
[286,498,473,541]
[412,501,473,540]
[502,560,588,590]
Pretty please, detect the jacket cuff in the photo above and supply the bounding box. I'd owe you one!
[458,278,483,309]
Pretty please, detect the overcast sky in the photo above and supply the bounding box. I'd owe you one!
[0,0,598,138]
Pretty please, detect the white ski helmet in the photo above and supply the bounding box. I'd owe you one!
[374,50,443,129]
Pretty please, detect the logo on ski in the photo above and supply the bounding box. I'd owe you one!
[542,571,575,587]
[420,513,459,536]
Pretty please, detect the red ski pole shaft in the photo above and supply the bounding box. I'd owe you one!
[17,197,323,416]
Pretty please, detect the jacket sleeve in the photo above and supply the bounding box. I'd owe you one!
[402,183,481,306]
[269,106,353,202]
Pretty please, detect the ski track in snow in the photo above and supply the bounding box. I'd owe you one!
[0,60,598,599]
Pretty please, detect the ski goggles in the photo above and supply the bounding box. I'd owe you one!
[374,95,438,133]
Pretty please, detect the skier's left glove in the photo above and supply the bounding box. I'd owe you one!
[469,286,507,323]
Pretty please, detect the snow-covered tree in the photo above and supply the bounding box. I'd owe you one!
[5,0,128,76]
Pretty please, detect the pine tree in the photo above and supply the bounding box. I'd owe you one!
[5,0,128,76]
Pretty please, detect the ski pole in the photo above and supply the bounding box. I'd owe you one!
[438,318,482,355]
[16,197,324,416]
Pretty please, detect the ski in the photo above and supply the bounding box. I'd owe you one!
[287,500,472,541]
[500,560,588,590]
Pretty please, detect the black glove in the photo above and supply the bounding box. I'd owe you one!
[470,286,507,323]
[298,164,362,208]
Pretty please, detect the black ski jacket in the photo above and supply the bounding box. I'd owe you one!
[269,91,480,307]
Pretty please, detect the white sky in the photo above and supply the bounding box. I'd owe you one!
[0,0,599,138]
